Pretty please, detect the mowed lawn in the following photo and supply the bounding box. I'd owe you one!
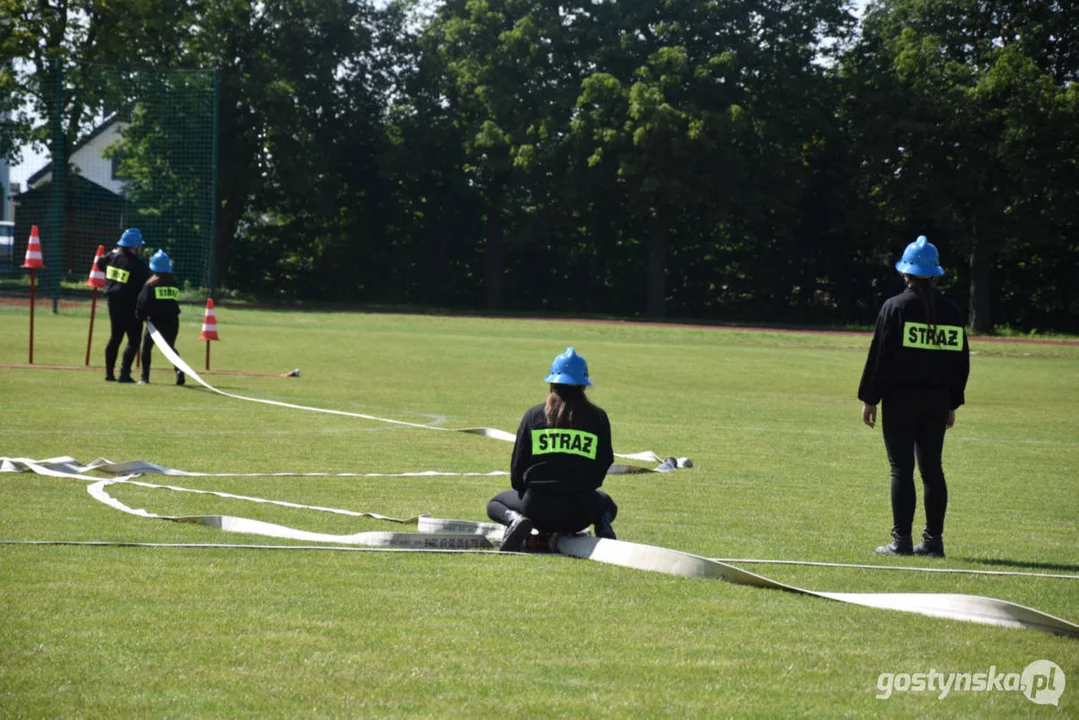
[1,302,1077,718]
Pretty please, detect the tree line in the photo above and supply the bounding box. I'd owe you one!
[2,0,1077,332]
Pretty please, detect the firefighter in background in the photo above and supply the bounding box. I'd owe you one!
[96,228,149,383]
[135,250,185,386]
[858,236,970,558]
[487,347,618,551]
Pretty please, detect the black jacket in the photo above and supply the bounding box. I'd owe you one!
[858,288,970,409]
[96,248,149,303]
[136,275,182,324]
[510,402,614,495]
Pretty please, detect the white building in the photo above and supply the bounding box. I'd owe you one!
[23,113,128,196]
[14,113,131,272]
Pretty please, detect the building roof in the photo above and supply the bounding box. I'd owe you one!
[22,112,123,190]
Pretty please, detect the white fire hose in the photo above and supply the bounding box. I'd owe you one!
[1,323,1076,638]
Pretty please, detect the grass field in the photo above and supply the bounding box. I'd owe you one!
[1,301,1077,718]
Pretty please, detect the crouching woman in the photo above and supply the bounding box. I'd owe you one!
[487,347,618,551]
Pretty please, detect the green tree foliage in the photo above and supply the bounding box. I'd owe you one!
[1,1,208,295]
[218,0,405,300]
[380,1,486,308]
[567,0,853,318]
[417,0,595,309]
[183,0,405,296]
[0,0,404,297]
[101,68,216,287]
[0,0,189,161]
[2,0,1076,332]
[847,0,1079,331]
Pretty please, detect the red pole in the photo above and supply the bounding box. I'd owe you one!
[85,287,98,366]
[205,340,211,370]
[28,270,36,364]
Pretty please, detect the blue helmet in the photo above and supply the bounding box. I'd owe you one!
[544,347,592,386]
[895,235,944,277]
[117,228,144,247]
[149,250,173,273]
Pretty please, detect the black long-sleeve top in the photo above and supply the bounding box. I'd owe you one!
[510,402,615,494]
[96,248,149,303]
[858,288,970,409]
[135,274,182,323]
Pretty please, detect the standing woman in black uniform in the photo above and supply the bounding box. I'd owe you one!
[487,347,618,552]
[96,228,149,383]
[858,236,970,558]
[135,250,185,386]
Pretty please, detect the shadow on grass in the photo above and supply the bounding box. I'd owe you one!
[956,557,1079,574]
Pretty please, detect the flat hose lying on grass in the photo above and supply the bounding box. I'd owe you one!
[3,457,1077,638]
[133,322,694,474]
[1,323,1075,638]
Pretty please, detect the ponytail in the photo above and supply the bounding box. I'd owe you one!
[544,385,596,428]
[906,275,938,335]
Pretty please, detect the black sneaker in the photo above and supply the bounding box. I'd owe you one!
[875,530,913,556]
[595,513,617,540]
[117,375,136,384]
[104,373,117,382]
[913,531,945,558]
[175,373,185,386]
[500,515,534,552]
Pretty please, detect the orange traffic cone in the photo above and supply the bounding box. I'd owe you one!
[87,245,106,288]
[200,298,220,341]
[200,298,219,371]
[22,225,45,269]
[22,225,44,364]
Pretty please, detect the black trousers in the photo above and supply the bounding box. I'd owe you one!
[105,297,142,377]
[881,386,950,537]
[141,318,183,382]
[487,488,617,534]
